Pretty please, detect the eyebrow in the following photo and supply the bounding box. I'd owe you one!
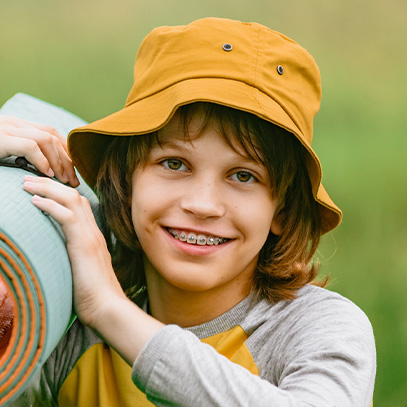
[155,137,199,153]
[156,139,264,169]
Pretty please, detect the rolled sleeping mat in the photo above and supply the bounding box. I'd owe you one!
[0,94,100,405]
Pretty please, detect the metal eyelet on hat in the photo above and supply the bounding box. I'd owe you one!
[222,43,233,52]
[277,65,284,75]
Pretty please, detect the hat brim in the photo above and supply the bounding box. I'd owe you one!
[68,77,342,234]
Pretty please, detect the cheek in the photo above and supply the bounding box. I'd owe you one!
[131,192,152,233]
[239,193,276,235]
[130,179,149,235]
[130,177,176,237]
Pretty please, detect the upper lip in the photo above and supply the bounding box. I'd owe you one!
[165,226,232,239]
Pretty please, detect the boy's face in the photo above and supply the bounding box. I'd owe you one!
[130,110,281,309]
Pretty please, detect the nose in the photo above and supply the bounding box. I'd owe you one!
[180,178,226,219]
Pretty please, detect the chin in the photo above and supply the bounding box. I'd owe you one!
[170,276,219,293]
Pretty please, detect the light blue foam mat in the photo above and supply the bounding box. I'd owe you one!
[0,93,101,405]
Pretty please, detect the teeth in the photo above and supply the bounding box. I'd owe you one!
[168,229,228,246]
[187,233,196,244]
[197,235,207,245]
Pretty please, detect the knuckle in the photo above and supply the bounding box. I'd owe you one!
[70,189,82,203]
[81,196,91,207]
[25,139,41,154]
[37,131,54,145]
[43,125,58,136]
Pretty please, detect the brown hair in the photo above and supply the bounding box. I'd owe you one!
[96,102,323,304]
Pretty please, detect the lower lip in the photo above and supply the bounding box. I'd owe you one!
[162,228,231,256]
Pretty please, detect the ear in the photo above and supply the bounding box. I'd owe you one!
[270,211,283,236]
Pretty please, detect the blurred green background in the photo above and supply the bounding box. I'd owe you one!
[1,0,406,405]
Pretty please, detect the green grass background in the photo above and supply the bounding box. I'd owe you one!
[1,0,406,405]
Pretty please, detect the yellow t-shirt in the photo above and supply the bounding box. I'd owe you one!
[58,326,258,406]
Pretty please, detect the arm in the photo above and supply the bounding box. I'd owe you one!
[131,295,376,407]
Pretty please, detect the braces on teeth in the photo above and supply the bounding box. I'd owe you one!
[168,228,228,245]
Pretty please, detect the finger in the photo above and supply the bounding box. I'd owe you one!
[0,133,55,177]
[4,116,68,151]
[0,116,80,186]
[23,176,91,237]
[23,122,69,155]
[23,176,88,214]
[2,127,65,177]
[0,127,77,185]
[30,194,97,250]
[23,175,81,208]
[24,175,83,227]
[31,194,76,229]
[53,141,80,187]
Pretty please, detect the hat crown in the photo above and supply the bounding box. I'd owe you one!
[126,17,321,147]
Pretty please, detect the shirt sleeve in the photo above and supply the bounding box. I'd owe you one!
[131,297,376,407]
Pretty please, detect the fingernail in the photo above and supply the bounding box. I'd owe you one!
[32,195,43,204]
[47,168,55,177]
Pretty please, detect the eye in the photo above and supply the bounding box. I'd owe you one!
[162,158,188,171]
[230,171,256,183]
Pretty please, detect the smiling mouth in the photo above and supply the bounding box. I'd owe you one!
[167,228,229,246]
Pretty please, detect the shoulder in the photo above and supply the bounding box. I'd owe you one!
[294,284,370,318]
[255,284,372,329]
[245,285,376,394]
[292,284,373,335]
[277,285,373,344]
[245,284,373,333]
[244,284,376,365]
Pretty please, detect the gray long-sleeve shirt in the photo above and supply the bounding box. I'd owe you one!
[10,285,376,406]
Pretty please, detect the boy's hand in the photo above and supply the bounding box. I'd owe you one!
[22,175,126,329]
[0,115,79,187]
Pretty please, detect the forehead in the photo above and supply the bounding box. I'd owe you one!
[157,109,204,141]
[156,106,264,163]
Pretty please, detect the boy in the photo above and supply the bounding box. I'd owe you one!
[2,17,375,406]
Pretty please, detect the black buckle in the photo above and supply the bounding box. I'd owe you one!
[0,157,51,178]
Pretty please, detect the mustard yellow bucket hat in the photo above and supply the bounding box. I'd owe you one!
[68,17,342,234]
